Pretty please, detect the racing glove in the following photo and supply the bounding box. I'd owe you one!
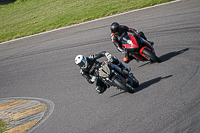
[105,52,113,62]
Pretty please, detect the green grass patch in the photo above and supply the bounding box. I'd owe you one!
[0,0,174,43]
[0,120,7,133]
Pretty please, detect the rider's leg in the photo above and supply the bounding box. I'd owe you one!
[141,38,155,53]
[138,31,154,45]
[112,56,131,72]
[138,31,147,40]
[123,49,129,63]
[95,78,108,94]
[123,49,137,63]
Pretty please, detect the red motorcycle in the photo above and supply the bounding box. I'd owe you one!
[119,32,161,63]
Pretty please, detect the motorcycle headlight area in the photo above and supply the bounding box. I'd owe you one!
[99,65,110,77]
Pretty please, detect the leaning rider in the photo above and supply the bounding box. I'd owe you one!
[110,22,154,63]
[75,51,131,94]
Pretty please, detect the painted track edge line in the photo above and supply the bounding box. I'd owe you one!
[0,97,55,133]
[0,0,181,45]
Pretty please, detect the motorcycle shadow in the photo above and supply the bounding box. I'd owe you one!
[138,48,189,67]
[135,75,173,92]
[159,48,189,63]
[110,75,173,97]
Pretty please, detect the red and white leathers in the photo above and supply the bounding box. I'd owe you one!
[110,25,154,63]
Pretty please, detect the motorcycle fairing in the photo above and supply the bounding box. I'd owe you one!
[132,54,145,60]
[140,46,151,57]
[122,34,139,49]
[99,64,110,78]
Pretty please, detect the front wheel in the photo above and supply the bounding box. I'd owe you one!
[130,76,139,88]
[113,78,135,93]
[142,49,161,63]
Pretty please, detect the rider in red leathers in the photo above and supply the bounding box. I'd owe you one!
[110,22,155,63]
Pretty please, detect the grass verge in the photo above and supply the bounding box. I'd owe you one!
[0,120,7,133]
[0,0,174,43]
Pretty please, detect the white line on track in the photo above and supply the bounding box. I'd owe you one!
[0,0,181,45]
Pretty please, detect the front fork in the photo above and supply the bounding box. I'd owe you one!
[140,46,151,58]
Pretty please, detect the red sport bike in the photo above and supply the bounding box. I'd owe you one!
[119,32,161,63]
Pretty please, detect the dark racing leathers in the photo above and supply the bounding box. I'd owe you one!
[80,51,130,94]
[110,25,153,63]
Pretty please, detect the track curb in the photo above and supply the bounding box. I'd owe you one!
[0,97,54,133]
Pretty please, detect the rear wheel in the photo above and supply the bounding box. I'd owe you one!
[142,49,161,63]
[113,78,135,93]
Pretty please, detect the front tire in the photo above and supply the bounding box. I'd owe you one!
[113,78,135,93]
[131,76,139,88]
[142,49,161,63]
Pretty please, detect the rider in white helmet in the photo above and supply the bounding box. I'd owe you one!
[75,51,131,94]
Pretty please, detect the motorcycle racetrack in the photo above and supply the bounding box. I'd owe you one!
[0,0,200,132]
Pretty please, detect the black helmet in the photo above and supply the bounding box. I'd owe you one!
[110,22,120,33]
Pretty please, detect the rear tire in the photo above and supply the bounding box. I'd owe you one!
[113,78,135,93]
[142,49,161,63]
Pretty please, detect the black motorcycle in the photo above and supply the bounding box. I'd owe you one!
[97,59,139,93]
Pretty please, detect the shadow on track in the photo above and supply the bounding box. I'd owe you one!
[138,48,189,68]
[138,62,151,68]
[159,48,189,62]
[0,0,16,5]
[110,91,127,98]
[135,75,173,92]
[110,75,173,97]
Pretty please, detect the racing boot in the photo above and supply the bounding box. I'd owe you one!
[96,86,107,94]
[143,39,155,53]
[138,31,154,45]
[150,45,155,53]
[122,49,133,64]
[118,62,131,73]
[148,41,154,46]
[95,84,109,94]
[113,56,131,73]
[122,64,131,72]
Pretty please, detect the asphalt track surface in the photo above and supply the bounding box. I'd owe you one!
[0,0,200,132]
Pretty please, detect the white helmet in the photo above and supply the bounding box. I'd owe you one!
[75,55,88,68]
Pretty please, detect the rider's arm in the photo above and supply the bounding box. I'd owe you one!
[128,27,138,34]
[122,25,138,34]
[80,69,95,84]
[89,51,114,62]
[110,34,124,52]
[90,51,108,60]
